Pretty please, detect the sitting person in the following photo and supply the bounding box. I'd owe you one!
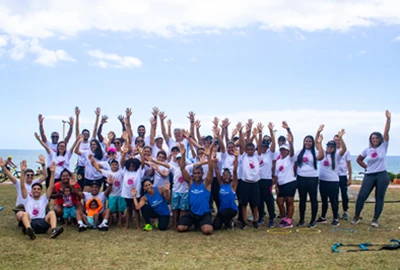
[85,198,103,229]
[19,161,64,240]
[62,186,76,226]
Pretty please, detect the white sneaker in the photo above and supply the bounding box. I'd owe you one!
[371,219,379,228]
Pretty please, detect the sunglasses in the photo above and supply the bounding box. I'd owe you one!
[114,142,121,145]
[51,136,59,138]
[137,140,144,143]
[26,174,34,177]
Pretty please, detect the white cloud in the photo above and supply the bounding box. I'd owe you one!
[392,36,400,42]
[0,34,8,46]
[294,31,306,40]
[359,50,368,55]
[88,49,142,69]
[1,1,400,39]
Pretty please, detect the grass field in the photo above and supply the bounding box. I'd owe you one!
[1,184,400,270]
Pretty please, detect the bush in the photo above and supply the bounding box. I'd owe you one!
[388,172,395,182]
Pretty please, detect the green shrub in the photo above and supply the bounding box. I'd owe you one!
[387,172,395,182]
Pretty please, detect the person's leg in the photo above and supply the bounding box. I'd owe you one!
[124,198,133,230]
[297,176,307,222]
[45,167,51,189]
[329,182,340,220]
[177,212,194,232]
[373,171,390,221]
[265,179,276,221]
[308,177,319,222]
[157,215,170,231]
[45,211,64,238]
[93,213,99,228]
[54,204,64,218]
[98,209,110,230]
[134,209,140,230]
[211,177,220,211]
[236,179,243,222]
[141,204,154,225]
[258,179,267,222]
[250,182,260,227]
[117,196,127,226]
[354,174,376,219]
[339,176,349,213]
[213,211,223,230]
[76,209,87,231]
[276,197,286,218]
[319,180,328,219]
[199,213,213,235]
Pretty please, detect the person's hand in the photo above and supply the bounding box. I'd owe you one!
[181,129,190,138]
[386,110,391,120]
[287,133,293,143]
[317,124,325,133]
[77,134,84,141]
[75,106,80,116]
[88,154,94,161]
[213,126,220,137]
[187,111,195,122]
[70,177,77,187]
[126,108,132,118]
[316,134,323,144]
[268,122,274,132]
[275,184,279,195]
[338,129,345,138]
[233,148,238,158]
[68,117,74,126]
[178,143,186,155]
[194,120,201,129]
[36,155,45,166]
[231,128,238,138]
[257,122,264,133]
[105,175,114,185]
[221,118,230,129]
[167,119,172,127]
[204,146,211,157]
[38,114,44,124]
[252,127,258,137]
[247,119,254,129]
[159,111,167,121]
[107,132,114,141]
[34,132,41,141]
[101,115,109,124]
[20,160,27,171]
[347,178,352,187]
[131,188,137,197]
[94,107,101,116]
[49,162,56,172]
[212,117,219,127]
[121,147,129,154]
[149,117,157,126]
[164,181,170,191]
[236,122,243,132]
[151,163,158,171]
[282,121,289,130]
[118,115,124,123]
[0,158,5,167]
[152,107,160,117]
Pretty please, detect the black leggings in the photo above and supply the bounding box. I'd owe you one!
[297,175,318,222]
[339,176,349,212]
[213,208,238,230]
[210,177,220,210]
[141,204,169,230]
[258,179,275,220]
[319,180,339,220]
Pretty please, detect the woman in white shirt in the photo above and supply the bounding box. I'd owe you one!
[315,130,347,227]
[353,111,391,228]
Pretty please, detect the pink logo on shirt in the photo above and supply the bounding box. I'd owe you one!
[32,207,39,216]
[302,156,309,163]
[178,176,184,183]
[323,160,329,166]
[58,161,65,167]
[114,180,120,187]
[259,159,264,165]
[371,152,378,158]
[127,178,134,186]
[276,155,281,160]
[249,162,255,169]
[278,166,284,172]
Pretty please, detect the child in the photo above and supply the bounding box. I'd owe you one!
[85,198,103,229]
[62,186,76,226]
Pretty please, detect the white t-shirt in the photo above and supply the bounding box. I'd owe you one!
[121,168,144,199]
[51,150,72,179]
[295,149,319,177]
[167,137,188,151]
[259,149,275,179]
[77,140,91,167]
[240,153,261,182]
[24,194,48,219]
[14,179,41,206]
[45,142,58,168]
[83,192,107,213]
[275,155,297,185]
[81,151,107,180]
[319,151,342,182]
[186,162,209,180]
[361,140,388,174]
[101,169,123,197]
[337,149,351,176]
[220,152,236,175]
[132,135,151,147]
[153,164,170,188]
[170,163,188,193]
[151,144,170,159]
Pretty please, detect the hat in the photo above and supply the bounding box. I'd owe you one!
[278,136,286,141]
[108,147,117,153]
[327,140,336,148]
[176,153,182,159]
[171,146,179,152]
[155,135,163,141]
[279,144,290,151]
[205,135,213,141]
[12,204,25,213]
[262,140,270,147]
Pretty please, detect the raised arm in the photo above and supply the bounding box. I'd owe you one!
[34,132,51,154]
[92,107,101,140]
[221,118,230,144]
[194,120,202,144]
[160,111,170,142]
[64,117,74,144]
[149,116,156,146]
[213,158,222,186]
[257,123,263,156]
[38,114,47,143]
[36,155,48,184]
[182,129,202,149]
[245,119,254,144]
[160,181,171,201]
[384,110,391,142]
[167,119,172,139]
[46,162,56,199]
[131,188,147,210]
[268,122,276,153]
[69,135,80,153]
[287,133,295,158]
[20,160,28,199]
[89,154,102,173]
[315,124,324,143]
[337,129,347,156]
[69,177,84,200]
[125,108,133,143]
[0,158,17,184]
[118,114,127,136]
[75,106,80,139]
[151,157,171,169]
[97,115,108,143]
[215,126,225,153]
[74,135,84,156]
[232,149,239,192]
[237,122,245,155]
[203,144,214,190]
[104,175,114,197]
[179,143,192,186]
[315,134,324,160]
[188,111,196,139]
[282,121,293,142]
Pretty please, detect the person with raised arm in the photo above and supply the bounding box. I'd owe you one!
[257,122,277,227]
[149,107,170,159]
[125,107,151,146]
[131,180,171,231]
[159,111,188,151]
[20,161,64,240]
[315,129,347,226]
[212,147,239,230]
[237,122,263,229]
[97,114,127,149]
[353,111,392,228]
[295,125,325,228]
[38,114,74,188]
[334,133,352,220]
[34,132,79,183]
[274,132,297,228]
[177,142,215,235]
[0,156,47,224]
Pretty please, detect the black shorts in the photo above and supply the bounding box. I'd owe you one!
[125,198,134,209]
[84,178,104,187]
[238,181,260,207]
[30,218,50,234]
[178,211,212,228]
[76,166,85,188]
[277,181,297,198]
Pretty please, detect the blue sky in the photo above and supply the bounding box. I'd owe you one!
[0,1,399,154]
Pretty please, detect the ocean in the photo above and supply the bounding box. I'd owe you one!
[1,149,400,180]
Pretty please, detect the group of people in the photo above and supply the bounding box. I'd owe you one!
[0,107,392,239]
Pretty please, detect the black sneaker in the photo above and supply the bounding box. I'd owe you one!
[296,220,305,227]
[78,223,87,232]
[316,217,327,224]
[252,221,259,229]
[351,216,360,225]
[27,227,36,240]
[331,219,340,226]
[225,220,234,230]
[308,221,317,228]
[240,221,248,230]
[51,227,64,239]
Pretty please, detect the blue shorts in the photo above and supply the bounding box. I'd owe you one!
[171,192,189,211]
[108,196,127,213]
[63,206,76,219]
[87,216,95,226]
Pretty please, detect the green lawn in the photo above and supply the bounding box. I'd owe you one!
[1,184,400,270]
